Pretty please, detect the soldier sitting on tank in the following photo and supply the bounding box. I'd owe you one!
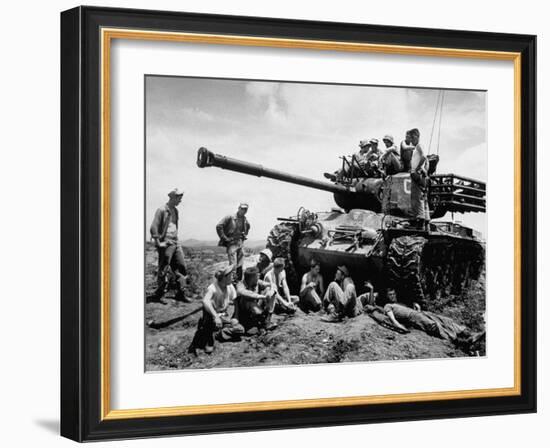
[408,128,431,228]
[299,258,325,313]
[264,258,298,315]
[361,138,386,178]
[322,265,363,322]
[374,288,485,351]
[187,264,245,356]
[353,139,371,167]
[323,139,371,182]
[234,266,278,332]
[256,248,274,276]
[379,135,402,175]
[216,203,251,282]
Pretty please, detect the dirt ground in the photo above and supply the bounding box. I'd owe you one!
[145,243,485,371]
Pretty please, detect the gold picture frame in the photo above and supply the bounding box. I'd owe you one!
[61,6,536,441]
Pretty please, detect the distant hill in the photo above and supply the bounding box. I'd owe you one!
[180,239,266,250]
[180,238,218,247]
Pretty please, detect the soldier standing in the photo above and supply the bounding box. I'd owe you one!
[149,188,189,303]
[400,130,415,173]
[216,203,251,281]
[408,128,430,227]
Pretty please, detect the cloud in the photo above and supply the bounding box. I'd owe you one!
[146,77,487,241]
[245,81,288,125]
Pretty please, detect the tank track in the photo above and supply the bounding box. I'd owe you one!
[386,236,428,305]
[266,222,300,290]
[385,235,485,306]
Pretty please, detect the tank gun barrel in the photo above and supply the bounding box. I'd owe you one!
[197,147,350,195]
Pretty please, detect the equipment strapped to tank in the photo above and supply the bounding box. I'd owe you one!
[429,174,486,214]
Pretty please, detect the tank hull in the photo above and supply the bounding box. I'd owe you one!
[267,210,485,302]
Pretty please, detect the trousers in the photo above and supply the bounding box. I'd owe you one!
[189,311,245,350]
[324,282,362,318]
[300,289,322,312]
[155,243,187,297]
[410,176,430,221]
[227,242,244,280]
[234,294,276,330]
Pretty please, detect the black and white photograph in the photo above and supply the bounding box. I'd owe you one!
[144,76,487,371]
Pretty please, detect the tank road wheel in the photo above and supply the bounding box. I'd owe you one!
[266,223,300,291]
[385,236,427,306]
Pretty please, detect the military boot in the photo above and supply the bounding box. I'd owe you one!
[264,313,278,331]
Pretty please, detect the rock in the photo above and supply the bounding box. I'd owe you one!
[158,345,165,352]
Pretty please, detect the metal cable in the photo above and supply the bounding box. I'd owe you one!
[436,91,445,155]
[428,90,442,154]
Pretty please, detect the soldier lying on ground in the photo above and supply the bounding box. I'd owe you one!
[299,258,325,312]
[360,279,376,307]
[264,258,298,314]
[368,288,485,351]
[322,265,363,322]
[234,266,278,332]
[187,264,245,355]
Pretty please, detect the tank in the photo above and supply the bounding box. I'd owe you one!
[196,147,486,306]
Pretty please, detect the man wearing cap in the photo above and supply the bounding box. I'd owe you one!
[322,265,363,322]
[149,188,189,303]
[264,258,298,314]
[235,266,277,331]
[324,139,370,181]
[353,139,371,166]
[408,128,431,227]
[363,138,384,177]
[216,203,251,281]
[380,134,402,175]
[299,258,325,313]
[256,248,273,276]
[188,264,245,355]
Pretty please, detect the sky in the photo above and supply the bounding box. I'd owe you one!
[145,76,487,242]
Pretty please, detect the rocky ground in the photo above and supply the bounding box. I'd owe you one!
[145,243,486,371]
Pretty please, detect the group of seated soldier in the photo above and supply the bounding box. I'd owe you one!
[188,252,300,355]
[188,248,483,355]
[188,252,375,354]
[324,129,423,181]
